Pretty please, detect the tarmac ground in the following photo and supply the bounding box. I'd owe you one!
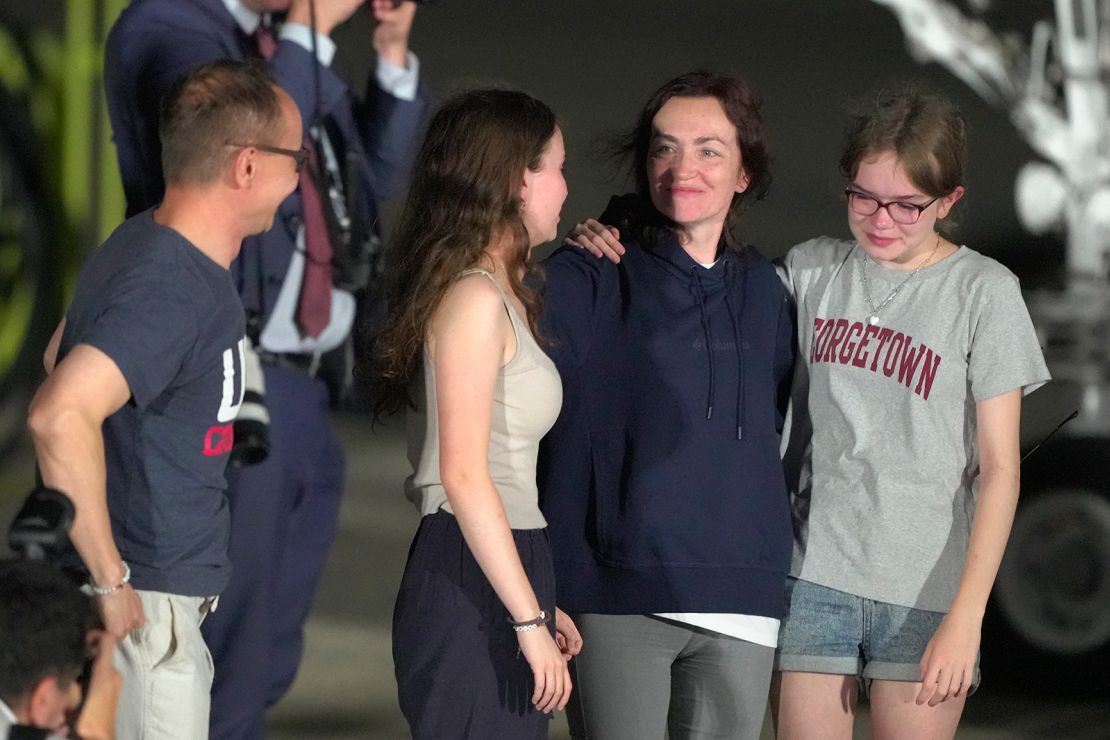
[3,411,1109,739]
[266,412,1110,740]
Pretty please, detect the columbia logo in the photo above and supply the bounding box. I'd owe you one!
[693,338,744,351]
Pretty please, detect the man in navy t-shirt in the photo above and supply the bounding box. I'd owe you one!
[28,59,303,739]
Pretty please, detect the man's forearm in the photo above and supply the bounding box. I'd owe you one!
[29,405,124,587]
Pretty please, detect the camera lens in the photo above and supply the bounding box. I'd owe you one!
[231,342,271,467]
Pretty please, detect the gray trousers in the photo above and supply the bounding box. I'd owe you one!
[567,614,773,740]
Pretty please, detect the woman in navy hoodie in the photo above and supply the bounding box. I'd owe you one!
[537,71,795,740]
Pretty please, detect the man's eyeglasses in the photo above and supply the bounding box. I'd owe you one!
[227,143,309,173]
[844,188,940,225]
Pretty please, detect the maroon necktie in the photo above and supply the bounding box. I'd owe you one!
[255,25,333,338]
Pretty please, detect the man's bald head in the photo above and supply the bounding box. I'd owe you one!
[159,59,284,186]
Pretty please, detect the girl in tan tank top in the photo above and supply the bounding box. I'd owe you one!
[363,89,582,739]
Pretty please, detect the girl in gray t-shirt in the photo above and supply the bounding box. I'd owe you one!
[771,88,1049,740]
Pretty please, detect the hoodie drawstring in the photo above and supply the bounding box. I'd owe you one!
[691,269,715,420]
[723,261,747,441]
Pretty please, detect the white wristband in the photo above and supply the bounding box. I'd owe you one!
[510,610,550,633]
[89,561,131,596]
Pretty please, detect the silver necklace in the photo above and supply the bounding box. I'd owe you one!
[858,235,941,326]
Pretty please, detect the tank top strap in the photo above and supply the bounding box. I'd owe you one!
[458,268,522,323]
[459,266,499,285]
[457,268,532,361]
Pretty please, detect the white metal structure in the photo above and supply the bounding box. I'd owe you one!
[875,0,1110,277]
[876,0,1110,660]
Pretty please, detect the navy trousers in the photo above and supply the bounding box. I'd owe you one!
[202,365,345,740]
[393,510,555,740]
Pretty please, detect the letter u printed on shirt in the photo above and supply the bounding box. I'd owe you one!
[204,337,246,456]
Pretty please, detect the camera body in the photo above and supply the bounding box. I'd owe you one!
[230,337,270,467]
[4,487,99,735]
[7,486,74,562]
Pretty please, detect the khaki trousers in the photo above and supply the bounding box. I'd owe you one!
[113,590,217,740]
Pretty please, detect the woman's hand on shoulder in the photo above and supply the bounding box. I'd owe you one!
[565,218,623,263]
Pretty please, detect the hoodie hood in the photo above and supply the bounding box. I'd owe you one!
[600,194,750,439]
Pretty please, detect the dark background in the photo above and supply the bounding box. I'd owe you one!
[2,0,1066,274]
[376,0,1061,277]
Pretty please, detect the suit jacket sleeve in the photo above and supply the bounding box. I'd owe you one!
[353,77,433,203]
[107,9,247,214]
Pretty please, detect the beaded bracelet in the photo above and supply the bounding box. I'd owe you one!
[89,562,131,596]
[509,610,551,633]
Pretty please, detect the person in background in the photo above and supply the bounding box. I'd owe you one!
[103,2,432,737]
[364,88,581,739]
[0,559,120,740]
[546,70,796,740]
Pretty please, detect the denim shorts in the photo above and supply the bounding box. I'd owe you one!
[774,577,980,693]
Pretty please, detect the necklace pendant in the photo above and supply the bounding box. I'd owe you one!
[868,315,880,326]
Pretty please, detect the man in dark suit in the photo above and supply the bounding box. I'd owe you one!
[103,2,431,738]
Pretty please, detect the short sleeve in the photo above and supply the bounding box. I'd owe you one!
[967,272,1050,402]
[77,270,198,410]
[778,238,837,304]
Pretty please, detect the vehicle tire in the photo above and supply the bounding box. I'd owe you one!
[982,437,1110,696]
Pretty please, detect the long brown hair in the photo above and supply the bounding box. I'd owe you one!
[360,88,557,418]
